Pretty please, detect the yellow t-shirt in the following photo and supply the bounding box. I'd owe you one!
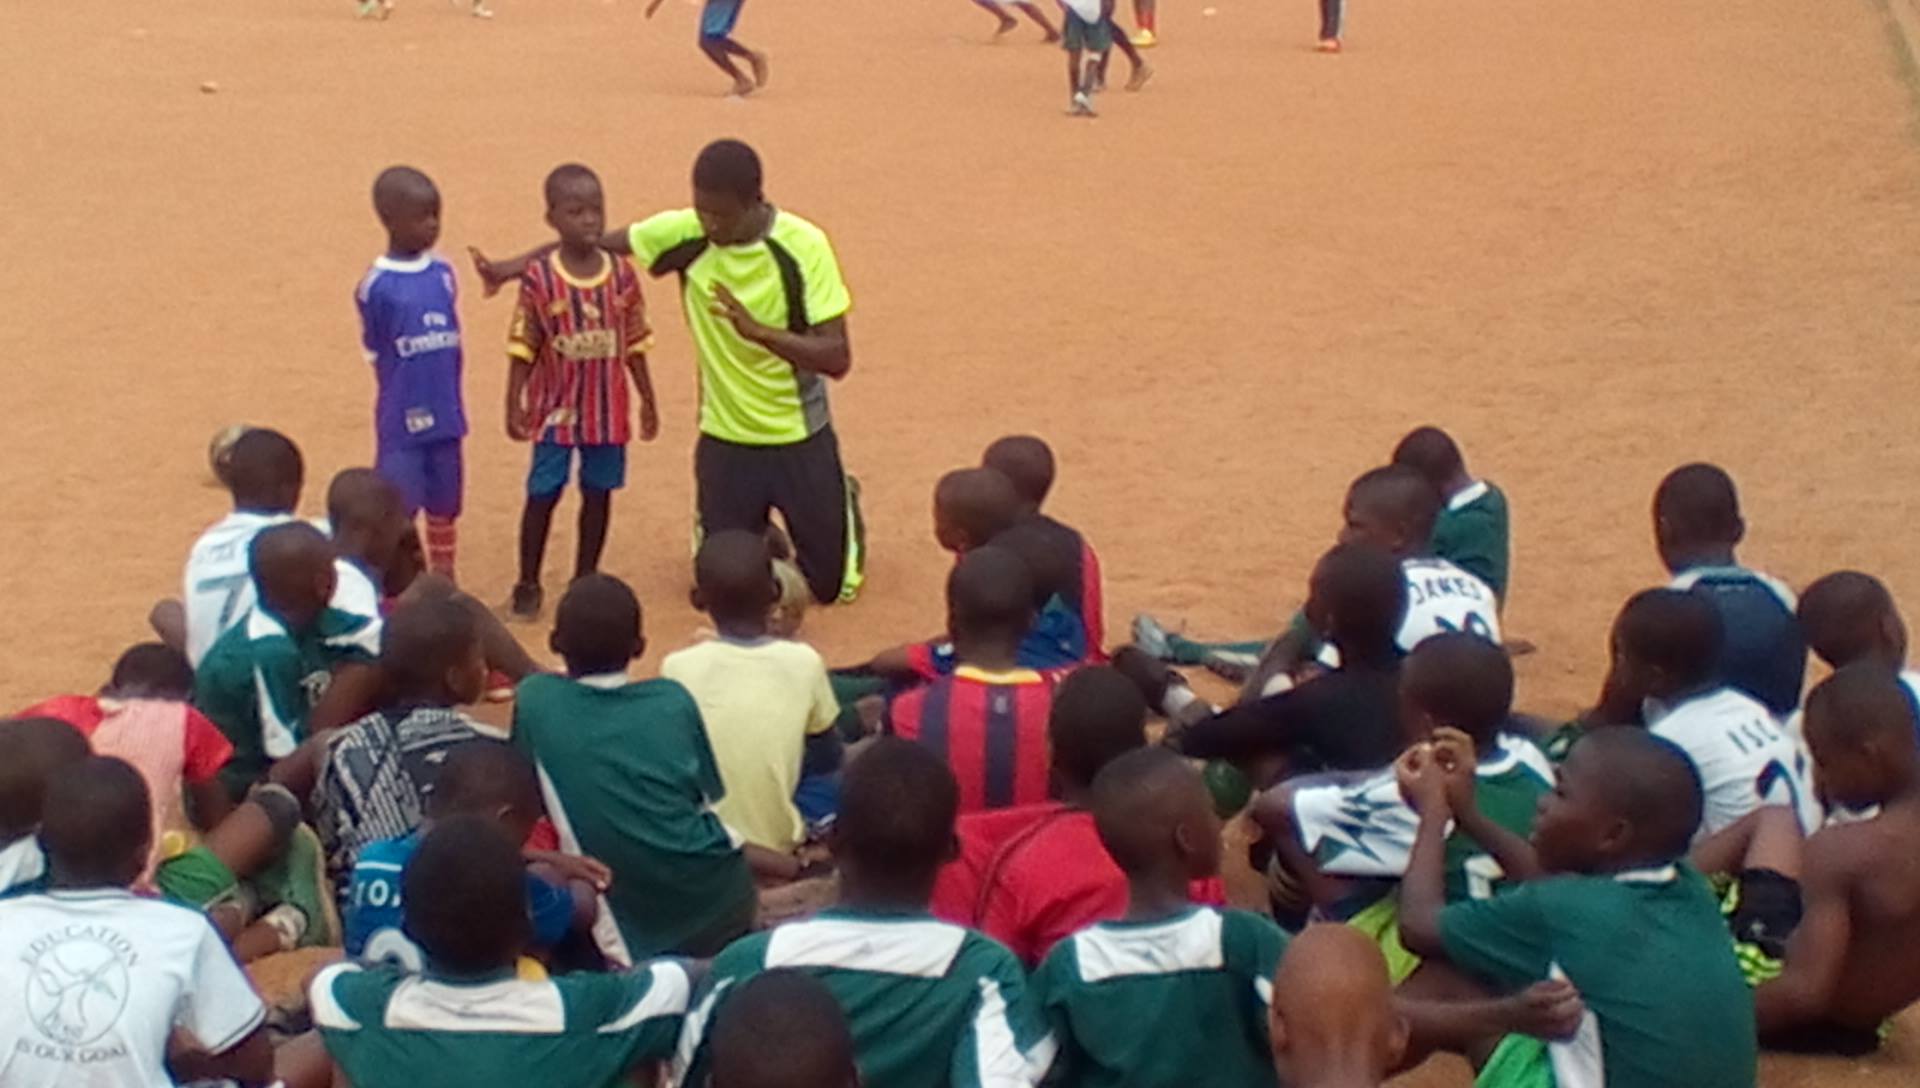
[659,637,839,851]
[627,208,852,446]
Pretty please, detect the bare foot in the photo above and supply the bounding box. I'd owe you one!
[748,50,769,88]
[729,75,755,97]
[1041,28,1061,42]
[993,13,1019,36]
[1126,62,1153,90]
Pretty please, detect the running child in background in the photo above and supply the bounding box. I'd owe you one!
[1061,0,1116,116]
[20,643,236,870]
[506,164,659,620]
[359,166,468,581]
[649,0,769,96]
[971,0,1059,41]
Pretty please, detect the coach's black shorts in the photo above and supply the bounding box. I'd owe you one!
[695,426,865,604]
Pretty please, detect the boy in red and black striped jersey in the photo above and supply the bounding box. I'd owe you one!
[889,546,1055,814]
[502,165,660,619]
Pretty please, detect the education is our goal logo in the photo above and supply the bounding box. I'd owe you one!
[23,924,135,1054]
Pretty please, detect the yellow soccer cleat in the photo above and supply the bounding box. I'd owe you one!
[1130,28,1157,47]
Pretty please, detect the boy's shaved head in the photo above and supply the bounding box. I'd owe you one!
[711,971,857,1088]
[225,427,303,512]
[1390,426,1466,491]
[430,739,542,821]
[372,165,440,221]
[948,544,1035,639]
[982,435,1057,508]
[1344,465,1443,556]
[933,468,1024,552]
[328,468,404,534]
[1307,542,1408,655]
[1805,662,1918,751]
[552,573,645,677]
[1270,924,1408,1087]
[693,139,764,201]
[1048,666,1149,791]
[695,530,779,627]
[1403,633,1513,742]
[382,597,483,701]
[1091,747,1220,878]
[41,756,150,887]
[544,162,602,207]
[250,522,337,624]
[0,718,90,840]
[108,642,195,701]
[1803,663,1919,811]
[405,816,531,976]
[1653,463,1744,573]
[1799,571,1906,670]
[1572,727,1703,861]
[834,738,959,894]
[1615,588,1722,689]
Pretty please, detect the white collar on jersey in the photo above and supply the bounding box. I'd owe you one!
[576,672,630,690]
[1448,480,1490,510]
[373,253,435,273]
[1611,865,1679,885]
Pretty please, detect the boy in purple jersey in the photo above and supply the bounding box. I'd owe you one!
[357,166,468,581]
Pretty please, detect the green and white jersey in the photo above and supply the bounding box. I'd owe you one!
[1032,907,1285,1088]
[1294,734,1555,901]
[312,960,690,1088]
[675,909,1053,1088]
[512,673,755,964]
[192,604,380,794]
[1440,865,1756,1088]
[1434,480,1510,603]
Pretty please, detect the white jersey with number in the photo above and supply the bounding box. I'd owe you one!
[1399,557,1502,649]
[1319,557,1502,669]
[182,511,295,666]
[1648,686,1817,839]
[0,889,265,1087]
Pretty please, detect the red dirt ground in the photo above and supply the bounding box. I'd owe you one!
[6,0,1920,1080]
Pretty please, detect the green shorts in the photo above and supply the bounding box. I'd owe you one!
[1062,11,1112,52]
[1346,894,1424,986]
[1476,1035,1554,1088]
[155,846,243,910]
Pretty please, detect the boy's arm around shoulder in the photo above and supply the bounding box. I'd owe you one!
[1754,825,1862,1034]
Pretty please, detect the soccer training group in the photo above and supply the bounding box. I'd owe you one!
[3,135,1919,1088]
[351,0,1355,117]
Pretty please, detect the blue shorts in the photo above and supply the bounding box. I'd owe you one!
[377,438,464,519]
[529,442,627,499]
[700,0,744,39]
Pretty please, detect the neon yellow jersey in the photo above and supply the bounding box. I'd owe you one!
[628,208,852,446]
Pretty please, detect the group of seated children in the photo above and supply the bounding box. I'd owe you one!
[2,422,1919,1088]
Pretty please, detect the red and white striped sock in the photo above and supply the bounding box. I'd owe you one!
[425,516,458,580]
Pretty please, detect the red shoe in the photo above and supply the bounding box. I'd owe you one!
[1315,37,1341,52]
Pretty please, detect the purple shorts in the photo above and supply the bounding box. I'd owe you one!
[377,438,464,519]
